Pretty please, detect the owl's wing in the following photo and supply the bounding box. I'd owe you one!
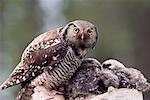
[12,27,67,75]
[0,28,68,90]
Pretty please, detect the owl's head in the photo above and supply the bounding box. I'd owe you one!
[61,20,98,49]
[102,59,126,70]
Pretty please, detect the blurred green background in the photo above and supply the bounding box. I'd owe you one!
[0,0,150,99]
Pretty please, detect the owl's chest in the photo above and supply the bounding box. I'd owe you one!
[44,47,83,88]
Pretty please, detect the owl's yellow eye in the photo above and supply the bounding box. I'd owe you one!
[73,28,80,33]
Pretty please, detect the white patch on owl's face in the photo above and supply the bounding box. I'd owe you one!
[102,59,126,70]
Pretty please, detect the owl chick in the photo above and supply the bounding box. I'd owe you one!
[98,68,120,93]
[64,58,120,100]
[0,20,98,92]
[102,59,150,92]
[64,58,102,100]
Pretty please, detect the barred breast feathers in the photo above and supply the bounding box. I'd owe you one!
[31,47,82,89]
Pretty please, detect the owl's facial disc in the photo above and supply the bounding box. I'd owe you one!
[62,20,98,49]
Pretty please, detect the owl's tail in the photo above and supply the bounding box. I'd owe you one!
[0,76,21,91]
[0,63,26,91]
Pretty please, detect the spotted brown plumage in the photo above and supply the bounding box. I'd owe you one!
[31,46,82,89]
[0,28,68,90]
[0,20,98,93]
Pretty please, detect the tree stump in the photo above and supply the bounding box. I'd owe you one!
[31,86,143,100]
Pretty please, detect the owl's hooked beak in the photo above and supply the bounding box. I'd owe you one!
[81,34,84,40]
[78,32,85,40]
